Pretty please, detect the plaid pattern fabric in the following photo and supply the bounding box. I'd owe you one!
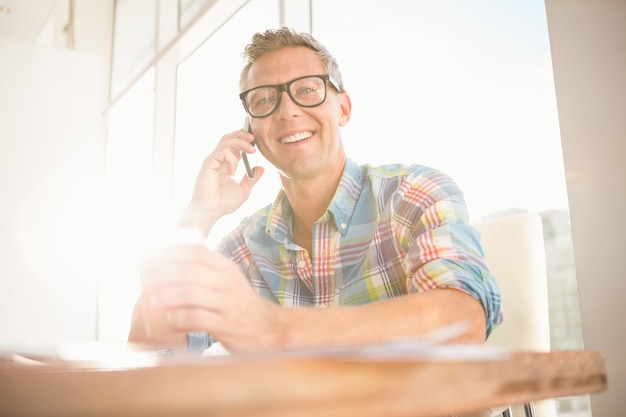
[217,159,503,336]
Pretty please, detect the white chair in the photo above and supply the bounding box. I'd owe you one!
[472,212,557,417]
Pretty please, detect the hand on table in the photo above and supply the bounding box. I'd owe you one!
[137,244,279,354]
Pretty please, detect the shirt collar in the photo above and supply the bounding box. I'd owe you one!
[265,158,365,242]
[328,158,364,235]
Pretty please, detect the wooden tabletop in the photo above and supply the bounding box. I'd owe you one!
[0,348,607,417]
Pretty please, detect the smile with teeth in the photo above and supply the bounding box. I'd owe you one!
[279,131,313,144]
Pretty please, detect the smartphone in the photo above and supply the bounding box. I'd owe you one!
[241,118,255,179]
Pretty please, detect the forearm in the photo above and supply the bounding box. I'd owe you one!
[255,289,486,350]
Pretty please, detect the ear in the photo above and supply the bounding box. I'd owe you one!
[338,92,352,127]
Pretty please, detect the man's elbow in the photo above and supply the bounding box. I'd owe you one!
[444,289,488,344]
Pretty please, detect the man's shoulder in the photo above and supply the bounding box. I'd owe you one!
[360,162,462,201]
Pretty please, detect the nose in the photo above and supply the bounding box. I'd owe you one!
[274,90,302,119]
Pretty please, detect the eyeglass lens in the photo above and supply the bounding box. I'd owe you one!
[244,76,327,117]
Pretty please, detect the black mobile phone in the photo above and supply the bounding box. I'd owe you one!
[241,118,255,179]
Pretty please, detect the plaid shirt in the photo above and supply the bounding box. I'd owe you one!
[217,158,503,336]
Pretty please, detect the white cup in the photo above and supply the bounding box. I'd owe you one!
[140,227,206,341]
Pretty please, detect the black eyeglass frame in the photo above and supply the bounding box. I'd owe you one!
[239,74,341,118]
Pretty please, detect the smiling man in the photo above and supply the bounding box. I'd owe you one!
[128,27,502,354]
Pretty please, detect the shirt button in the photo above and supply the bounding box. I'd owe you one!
[297,260,306,268]
[340,222,347,229]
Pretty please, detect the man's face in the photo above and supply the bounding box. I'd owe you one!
[242,46,351,181]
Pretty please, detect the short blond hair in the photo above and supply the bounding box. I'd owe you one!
[240,27,345,92]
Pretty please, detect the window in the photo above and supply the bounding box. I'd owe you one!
[312,0,568,222]
[99,70,156,340]
[179,0,214,29]
[173,0,280,247]
[311,2,588,415]
[110,0,157,99]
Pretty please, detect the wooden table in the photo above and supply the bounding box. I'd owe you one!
[0,348,607,417]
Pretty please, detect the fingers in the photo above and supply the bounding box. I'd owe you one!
[201,145,244,177]
[202,129,256,176]
[238,166,265,190]
[186,127,262,219]
[152,282,222,308]
[139,247,233,335]
[139,244,270,348]
[141,247,242,310]
[165,308,221,331]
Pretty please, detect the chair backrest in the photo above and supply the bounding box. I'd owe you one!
[473,212,557,417]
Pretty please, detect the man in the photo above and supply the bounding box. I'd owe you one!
[129,27,502,354]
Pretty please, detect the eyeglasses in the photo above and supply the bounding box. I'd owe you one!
[239,74,340,118]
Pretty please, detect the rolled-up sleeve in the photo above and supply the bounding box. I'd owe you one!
[395,168,503,337]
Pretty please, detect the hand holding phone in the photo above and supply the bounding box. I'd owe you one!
[241,118,255,179]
